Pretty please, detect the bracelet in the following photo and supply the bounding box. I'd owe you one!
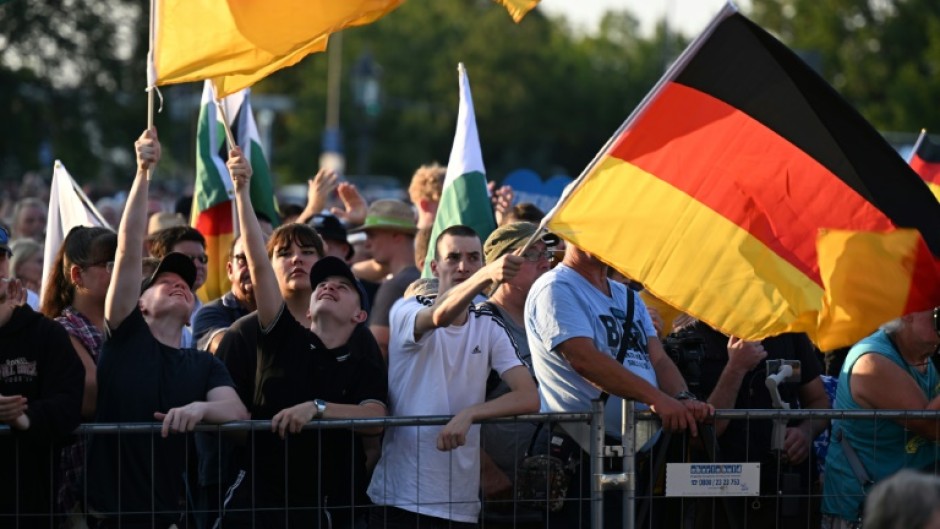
[675,390,697,401]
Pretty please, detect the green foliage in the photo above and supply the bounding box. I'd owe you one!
[751,0,940,135]
[19,0,940,192]
[0,0,157,188]
[255,0,683,185]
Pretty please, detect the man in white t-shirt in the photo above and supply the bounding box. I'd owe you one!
[368,224,539,528]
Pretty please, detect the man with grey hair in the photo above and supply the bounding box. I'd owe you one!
[863,469,940,529]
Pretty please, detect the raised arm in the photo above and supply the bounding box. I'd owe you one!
[412,253,523,340]
[228,148,281,328]
[296,168,337,225]
[105,129,159,328]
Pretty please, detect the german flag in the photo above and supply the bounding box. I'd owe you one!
[545,5,940,350]
[910,130,940,201]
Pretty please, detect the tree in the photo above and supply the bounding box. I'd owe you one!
[750,0,940,135]
[256,0,685,186]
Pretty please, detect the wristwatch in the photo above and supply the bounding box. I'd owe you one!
[313,399,328,419]
[675,390,697,401]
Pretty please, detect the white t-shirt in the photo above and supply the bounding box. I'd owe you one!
[367,295,523,523]
[525,264,659,438]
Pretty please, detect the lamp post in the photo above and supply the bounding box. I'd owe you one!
[351,51,382,176]
[320,33,345,175]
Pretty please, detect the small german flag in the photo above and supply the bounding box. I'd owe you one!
[910,130,940,201]
[546,5,940,350]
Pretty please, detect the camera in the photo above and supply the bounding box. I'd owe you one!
[662,328,706,397]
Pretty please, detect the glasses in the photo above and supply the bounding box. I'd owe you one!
[188,254,209,264]
[521,250,553,262]
[85,261,115,273]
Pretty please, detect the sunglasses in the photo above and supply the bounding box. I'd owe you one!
[520,249,553,262]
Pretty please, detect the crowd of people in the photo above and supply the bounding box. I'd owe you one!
[0,128,938,529]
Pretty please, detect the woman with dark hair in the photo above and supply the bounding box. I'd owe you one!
[39,225,117,523]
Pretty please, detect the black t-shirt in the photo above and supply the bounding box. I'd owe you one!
[87,307,234,523]
[216,305,387,512]
[695,322,822,463]
[367,265,420,327]
[192,291,252,350]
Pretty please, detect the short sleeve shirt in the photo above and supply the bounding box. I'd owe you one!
[525,264,658,437]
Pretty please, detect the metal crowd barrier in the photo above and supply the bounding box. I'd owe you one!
[2,408,940,529]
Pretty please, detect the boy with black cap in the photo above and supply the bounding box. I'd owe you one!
[219,147,387,528]
[85,129,248,529]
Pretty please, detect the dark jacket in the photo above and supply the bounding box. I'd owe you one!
[0,304,84,526]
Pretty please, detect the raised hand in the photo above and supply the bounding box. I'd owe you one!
[226,147,253,192]
[726,336,767,375]
[135,128,161,173]
[331,182,368,226]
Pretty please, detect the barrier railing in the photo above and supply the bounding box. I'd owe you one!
[2,408,939,529]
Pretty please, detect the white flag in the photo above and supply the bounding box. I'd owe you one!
[41,160,110,300]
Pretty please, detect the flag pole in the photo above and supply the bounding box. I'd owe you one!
[908,128,927,164]
[146,0,157,180]
[212,87,239,153]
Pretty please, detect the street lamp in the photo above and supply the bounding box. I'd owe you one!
[351,51,382,175]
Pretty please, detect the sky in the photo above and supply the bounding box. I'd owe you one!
[538,0,750,37]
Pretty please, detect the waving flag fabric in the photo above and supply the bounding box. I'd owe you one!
[149,0,404,97]
[494,0,540,22]
[544,5,940,350]
[41,161,110,299]
[909,130,940,201]
[191,81,278,301]
[423,63,497,277]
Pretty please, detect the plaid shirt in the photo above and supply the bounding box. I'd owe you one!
[55,307,104,515]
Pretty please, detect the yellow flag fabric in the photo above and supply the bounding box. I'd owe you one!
[150,0,404,97]
[494,0,541,22]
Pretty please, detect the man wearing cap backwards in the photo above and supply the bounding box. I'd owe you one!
[368,224,539,528]
[221,148,387,529]
[85,129,248,529]
[350,199,420,358]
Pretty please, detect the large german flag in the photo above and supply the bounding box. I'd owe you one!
[546,5,940,350]
[910,130,940,201]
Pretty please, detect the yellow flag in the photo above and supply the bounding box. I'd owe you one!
[494,0,541,22]
[149,0,405,98]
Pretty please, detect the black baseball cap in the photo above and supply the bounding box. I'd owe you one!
[140,252,197,294]
[310,214,354,260]
[309,256,370,313]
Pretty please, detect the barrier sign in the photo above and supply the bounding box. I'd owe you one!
[665,463,760,497]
